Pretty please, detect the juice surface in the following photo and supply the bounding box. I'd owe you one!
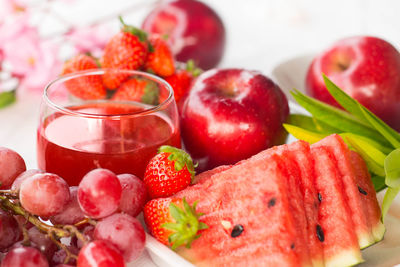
[37,102,181,185]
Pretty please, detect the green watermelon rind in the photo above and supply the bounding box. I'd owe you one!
[325,249,364,267]
[358,221,386,250]
[372,221,386,243]
[358,234,376,250]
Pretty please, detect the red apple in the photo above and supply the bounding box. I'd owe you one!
[180,69,289,172]
[306,36,400,131]
[142,0,226,70]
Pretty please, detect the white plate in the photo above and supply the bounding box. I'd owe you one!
[142,57,400,267]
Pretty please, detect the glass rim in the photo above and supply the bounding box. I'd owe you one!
[43,69,175,119]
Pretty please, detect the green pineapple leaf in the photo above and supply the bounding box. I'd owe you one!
[371,176,386,192]
[322,74,370,124]
[288,114,339,134]
[384,148,400,188]
[291,90,389,146]
[283,124,328,144]
[344,134,386,177]
[359,104,400,149]
[382,187,400,221]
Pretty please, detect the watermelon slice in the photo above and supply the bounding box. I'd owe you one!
[350,151,385,243]
[175,154,312,266]
[278,141,324,267]
[311,146,363,267]
[233,141,323,266]
[270,146,313,266]
[312,134,375,249]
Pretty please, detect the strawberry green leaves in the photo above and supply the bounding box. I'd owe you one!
[162,198,208,250]
[159,145,196,179]
[286,75,400,220]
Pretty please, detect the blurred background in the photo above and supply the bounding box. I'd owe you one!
[1,0,400,166]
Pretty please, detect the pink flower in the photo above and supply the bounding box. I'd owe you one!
[65,24,114,58]
[0,15,62,94]
[0,17,42,76]
[17,40,62,94]
[0,0,27,22]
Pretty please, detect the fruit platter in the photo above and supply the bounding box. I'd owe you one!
[2,1,400,267]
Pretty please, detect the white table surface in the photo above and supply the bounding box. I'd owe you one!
[2,0,400,266]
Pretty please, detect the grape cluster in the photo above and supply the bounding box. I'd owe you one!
[0,147,148,267]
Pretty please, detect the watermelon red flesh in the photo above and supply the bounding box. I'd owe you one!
[236,141,321,266]
[350,151,385,242]
[193,165,232,184]
[312,134,374,248]
[311,146,363,267]
[271,147,312,267]
[174,154,311,267]
[278,141,324,267]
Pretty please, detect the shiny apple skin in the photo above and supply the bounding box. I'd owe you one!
[306,36,400,131]
[142,0,226,70]
[180,69,289,172]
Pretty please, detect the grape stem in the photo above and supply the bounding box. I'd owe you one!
[64,225,89,246]
[19,221,31,246]
[48,231,78,263]
[0,195,71,238]
[0,189,19,199]
[0,190,97,261]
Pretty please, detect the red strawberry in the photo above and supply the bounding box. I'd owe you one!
[164,60,202,103]
[101,17,149,89]
[111,78,159,105]
[145,36,175,77]
[143,197,207,249]
[144,146,195,199]
[62,54,106,100]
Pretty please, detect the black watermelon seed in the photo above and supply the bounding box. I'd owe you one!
[231,224,244,238]
[268,198,276,208]
[318,193,322,202]
[316,225,324,242]
[358,186,367,196]
[290,243,295,249]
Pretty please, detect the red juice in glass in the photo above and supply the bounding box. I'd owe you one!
[37,70,180,185]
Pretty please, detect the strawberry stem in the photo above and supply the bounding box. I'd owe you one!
[159,146,196,180]
[185,60,202,77]
[119,16,148,43]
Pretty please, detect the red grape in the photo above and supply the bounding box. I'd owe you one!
[11,169,43,192]
[1,246,49,267]
[77,240,125,267]
[0,210,21,250]
[19,173,71,218]
[50,186,85,225]
[76,225,94,249]
[93,213,145,262]
[78,169,122,219]
[0,147,26,189]
[54,265,75,267]
[117,174,147,217]
[51,245,78,266]
[28,227,57,260]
